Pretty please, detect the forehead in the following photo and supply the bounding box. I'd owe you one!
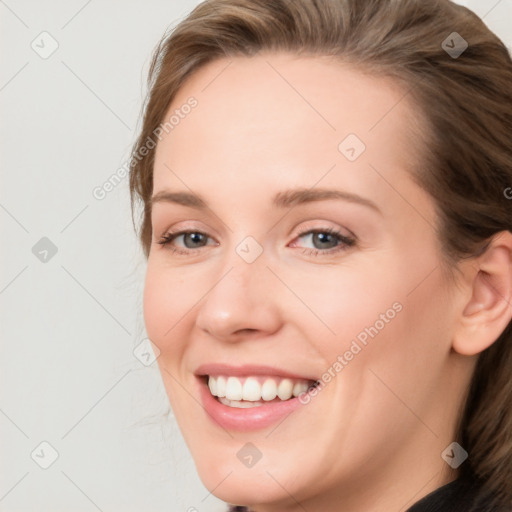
[152,53,427,215]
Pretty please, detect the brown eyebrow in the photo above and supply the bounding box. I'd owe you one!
[150,187,382,214]
[272,188,381,213]
[150,190,207,209]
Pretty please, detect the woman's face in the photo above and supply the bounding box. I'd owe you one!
[144,54,468,510]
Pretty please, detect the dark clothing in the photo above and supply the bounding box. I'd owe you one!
[228,472,511,511]
[406,473,510,512]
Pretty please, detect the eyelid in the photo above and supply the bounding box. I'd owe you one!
[154,220,219,241]
[293,220,355,240]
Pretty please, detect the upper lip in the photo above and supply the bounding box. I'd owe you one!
[194,363,317,382]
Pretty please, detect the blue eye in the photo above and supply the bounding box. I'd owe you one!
[156,227,356,257]
[172,232,207,249]
[293,228,356,256]
[157,231,214,254]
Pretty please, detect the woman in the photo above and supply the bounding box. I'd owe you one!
[129,0,512,510]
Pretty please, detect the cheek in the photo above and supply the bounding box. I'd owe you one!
[279,261,403,357]
[143,263,189,352]
[334,263,454,431]
[286,245,450,394]
[143,265,196,417]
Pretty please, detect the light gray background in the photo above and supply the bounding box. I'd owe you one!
[1,1,511,511]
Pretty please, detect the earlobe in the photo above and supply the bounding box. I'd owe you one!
[452,231,512,357]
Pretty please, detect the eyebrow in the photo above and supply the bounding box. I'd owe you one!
[150,187,382,214]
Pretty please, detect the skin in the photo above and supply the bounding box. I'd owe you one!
[143,54,512,511]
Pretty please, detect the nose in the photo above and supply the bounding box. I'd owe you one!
[195,251,282,342]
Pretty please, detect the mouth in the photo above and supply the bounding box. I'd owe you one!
[202,374,319,408]
[194,364,320,431]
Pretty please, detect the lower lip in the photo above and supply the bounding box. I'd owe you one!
[197,377,308,431]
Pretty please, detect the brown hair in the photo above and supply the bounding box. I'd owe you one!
[129,0,512,508]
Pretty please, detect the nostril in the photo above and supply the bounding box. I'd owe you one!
[236,328,257,335]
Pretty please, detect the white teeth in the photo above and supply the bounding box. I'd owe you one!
[208,376,217,396]
[292,381,309,397]
[216,376,226,398]
[207,375,314,403]
[261,378,277,401]
[218,397,265,408]
[277,378,293,400]
[225,376,243,401]
[242,377,261,401]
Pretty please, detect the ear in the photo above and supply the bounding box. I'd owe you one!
[452,230,512,356]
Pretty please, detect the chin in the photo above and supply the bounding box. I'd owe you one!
[192,454,304,507]
[182,423,360,510]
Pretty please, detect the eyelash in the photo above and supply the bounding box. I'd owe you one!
[156,227,356,257]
